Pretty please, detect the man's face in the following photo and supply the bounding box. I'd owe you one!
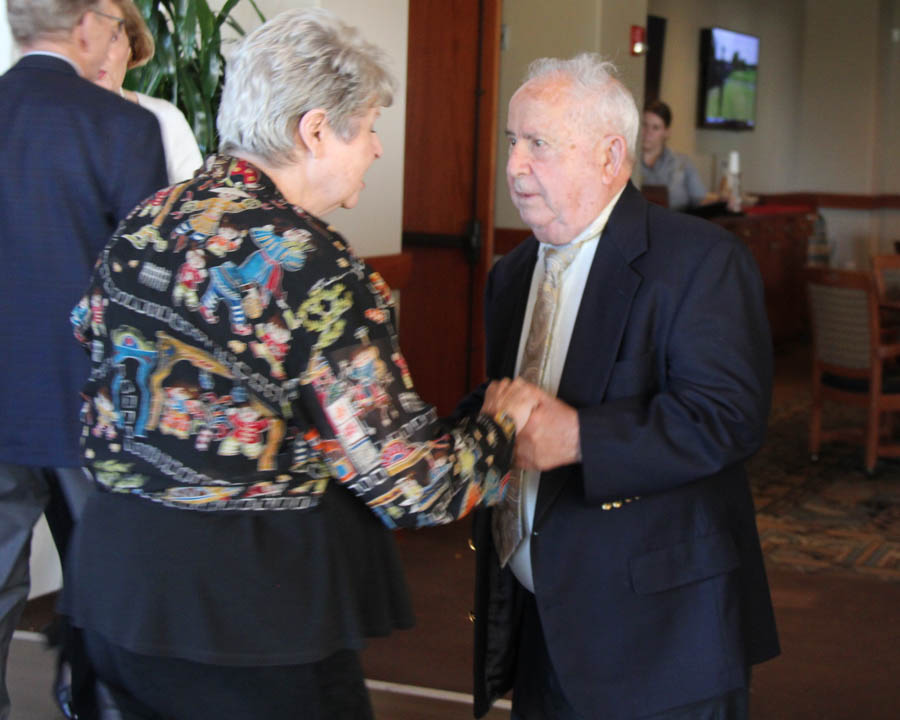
[505,79,607,246]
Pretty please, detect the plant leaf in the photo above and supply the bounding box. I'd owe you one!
[129,0,265,157]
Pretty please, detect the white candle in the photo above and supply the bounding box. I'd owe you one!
[728,151,740,175]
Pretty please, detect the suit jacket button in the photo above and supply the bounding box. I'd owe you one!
[612,501,623,508]
[532,530,539,537]
[468,538,476,551]
[602,503,612,511]
[468,611,476,623]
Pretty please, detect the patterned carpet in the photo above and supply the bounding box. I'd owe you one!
[748,399,900,581]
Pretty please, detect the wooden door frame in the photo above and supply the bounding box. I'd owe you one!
[399,0,503,414]
[468,0,502,388]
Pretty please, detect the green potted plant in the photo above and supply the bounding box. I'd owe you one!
[126,0,265,155]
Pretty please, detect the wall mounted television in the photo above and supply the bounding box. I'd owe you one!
[696,27,759,130]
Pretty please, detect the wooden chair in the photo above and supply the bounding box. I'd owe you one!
[871,253,900,335]
[806,267,900,473]
[871,252,900,301]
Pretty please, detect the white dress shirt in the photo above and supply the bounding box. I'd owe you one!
[135,92,203,184]
[508,187,625,593]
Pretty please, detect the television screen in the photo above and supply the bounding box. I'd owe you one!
[696,27,759,130]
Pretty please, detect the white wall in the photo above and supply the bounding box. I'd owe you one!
[648,0,900,261]
[794,0,880,194]
[876,0,900,196]
[0,0,14,73]
[28,516,62,599]
[648,0,806,195]
[317,0,407,258]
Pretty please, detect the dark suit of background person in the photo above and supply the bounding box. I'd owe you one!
[0,2,166,715]
[463,56,779,720]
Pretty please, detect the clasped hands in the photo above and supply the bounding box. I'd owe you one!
[482,377,581,471]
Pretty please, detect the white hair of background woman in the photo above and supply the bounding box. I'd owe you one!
[7,0,99,45]
[525,53,640,162]
[217,7,395,166]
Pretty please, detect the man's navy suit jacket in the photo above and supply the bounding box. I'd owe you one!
[0,55,167,467]
[470,182,780,718]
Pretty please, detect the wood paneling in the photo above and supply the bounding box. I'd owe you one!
[402,2,480,235]
[400,0,501,416]
[756,193,900,210]
[364,252,413,291]
[714,212,815,343]
[469,0,502,389]
[401,246,474,413]
[494,227,530,256]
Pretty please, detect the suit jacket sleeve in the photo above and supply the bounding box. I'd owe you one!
[577,235,772,502]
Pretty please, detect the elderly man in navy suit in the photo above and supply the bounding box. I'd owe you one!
[471,54,779,719]
[0,1,166,716]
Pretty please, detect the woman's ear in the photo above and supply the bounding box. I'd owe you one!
[298,109,329,157]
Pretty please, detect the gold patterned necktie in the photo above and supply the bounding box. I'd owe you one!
[492,237,590,567]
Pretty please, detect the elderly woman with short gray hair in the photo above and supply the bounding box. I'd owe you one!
[62,8,536,718]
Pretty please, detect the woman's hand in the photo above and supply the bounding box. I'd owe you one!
[483,377,543,433]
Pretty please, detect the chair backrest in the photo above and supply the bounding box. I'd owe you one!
[805,268,878,371]
[870,253,900,305]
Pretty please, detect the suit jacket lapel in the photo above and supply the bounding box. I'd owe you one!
[534,182,648,526]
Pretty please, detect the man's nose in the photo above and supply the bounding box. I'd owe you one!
[507,144,528,176]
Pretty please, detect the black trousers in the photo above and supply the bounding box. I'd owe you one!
[510,590,750,720]
[80,629,374,720]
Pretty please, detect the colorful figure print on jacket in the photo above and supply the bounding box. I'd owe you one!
[72,156,512,527]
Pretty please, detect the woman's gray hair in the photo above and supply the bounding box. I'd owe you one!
[7,0,99,45]
[524,53,640,162]
[218,8,395,165]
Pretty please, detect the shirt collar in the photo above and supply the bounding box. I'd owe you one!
[539,185,627,255]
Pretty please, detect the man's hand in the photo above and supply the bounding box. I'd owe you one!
[514,394,581,471]
[482,377,542,432]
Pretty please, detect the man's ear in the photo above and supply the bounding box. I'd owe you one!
[71,10,92,58]
[298,109,329,158]
[599,135,627,184]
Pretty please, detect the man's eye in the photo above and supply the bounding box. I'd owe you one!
[507,137,517,147]
[532,139,545,148]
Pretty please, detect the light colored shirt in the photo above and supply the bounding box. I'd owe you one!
[508,187,625,593]
[135,92,203,184]
[640,146,706,211]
